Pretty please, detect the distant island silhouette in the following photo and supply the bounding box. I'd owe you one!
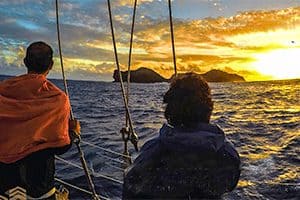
[113,67,167,83]
[113,67,245,83]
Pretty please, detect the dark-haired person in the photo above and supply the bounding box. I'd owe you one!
[0,41,80,199]
[123,73,240,199]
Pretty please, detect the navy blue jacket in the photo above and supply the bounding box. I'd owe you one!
[123,123,240,199]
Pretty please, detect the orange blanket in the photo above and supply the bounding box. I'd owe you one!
[0,74,71,164]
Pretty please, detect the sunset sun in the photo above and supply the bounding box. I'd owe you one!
[252,48,300,80]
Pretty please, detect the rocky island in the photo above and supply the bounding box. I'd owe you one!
[113,67,245,83]
[113,67,167,83]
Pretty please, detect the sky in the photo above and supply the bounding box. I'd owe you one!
[0,0,300,81]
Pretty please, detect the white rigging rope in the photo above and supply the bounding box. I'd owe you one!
[106,0,139,152]
[55,0,100,199]
[168,0,177,77]
[125,0,138,128]
[55,0,73,119]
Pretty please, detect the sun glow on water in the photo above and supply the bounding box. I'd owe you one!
[252,47,300,80]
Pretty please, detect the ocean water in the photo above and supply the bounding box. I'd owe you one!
[0,75,299,199]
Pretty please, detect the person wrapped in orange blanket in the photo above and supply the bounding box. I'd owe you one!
[0,41,80,199]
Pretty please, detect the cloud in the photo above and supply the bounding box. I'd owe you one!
[0,1,299,81]
[114,0,155,7]
[0,57,26,76]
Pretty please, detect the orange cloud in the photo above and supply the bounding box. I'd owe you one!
[118,7,300,81]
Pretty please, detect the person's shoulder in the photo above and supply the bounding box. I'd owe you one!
[132,127,164,164]
[0,75,24,86]
[209,124,239,157]
[0,77,12,91]
[45,79,68,98]
[44,79,70,111]
[159,123,174,137]
[204,123,225,135]
[140,135,160,152]
[0,74,31,95]
[223,139,240,160]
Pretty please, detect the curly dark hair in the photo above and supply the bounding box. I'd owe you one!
[163,73,213,127]
[24,41,53,73]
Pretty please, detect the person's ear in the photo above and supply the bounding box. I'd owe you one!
[49,60,54,70]
[23,58,28,66]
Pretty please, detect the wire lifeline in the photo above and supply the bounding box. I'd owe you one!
[55,156,123,184]
[55,177,300,200]
[96,153,127,165]
[55,1,100,199]
[103,161,126,171]
[81,140,132,159]
[168,0,177,77]
[59,149,300,187]
[82,139,299,165]
[107,0,139,152]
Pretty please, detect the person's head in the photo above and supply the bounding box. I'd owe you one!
[24,41,53,74]
[163,73,213,127]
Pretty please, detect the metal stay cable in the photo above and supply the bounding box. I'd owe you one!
[55,1,100,199]
[125,0,138,128]
[168,0,177,77]
[107,0,139,151]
